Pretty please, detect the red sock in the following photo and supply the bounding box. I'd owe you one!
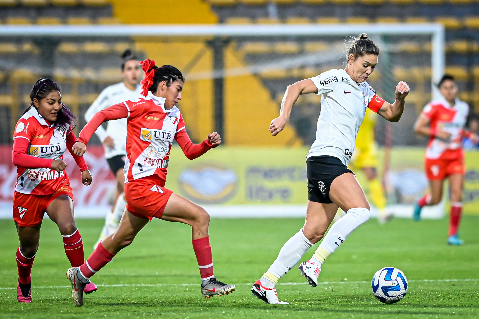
[16,248,35,285]
[79,242,115,279]
[417,195,430,207]
[449,203,462,236]
[63,229,84,267]
[192,236,214,280]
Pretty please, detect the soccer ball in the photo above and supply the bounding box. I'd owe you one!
[371,267,408,304]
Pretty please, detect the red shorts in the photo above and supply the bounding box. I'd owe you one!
[125,177,173,220]
[425,156,465,180]
[13,182,74,227]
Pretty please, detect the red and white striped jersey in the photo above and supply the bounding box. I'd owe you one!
[12,108,75,195]
[421,97,469,160]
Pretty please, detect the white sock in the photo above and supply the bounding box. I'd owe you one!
[112,194,127,226]
[265,229,313,283]
[316,207,370,256]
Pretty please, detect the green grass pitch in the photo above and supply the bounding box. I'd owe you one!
[1,215,478,318]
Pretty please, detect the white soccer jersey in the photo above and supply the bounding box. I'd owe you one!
[307,69,385,165]
[84,82,142,159]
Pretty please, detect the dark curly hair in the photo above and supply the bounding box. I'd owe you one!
[24,78,76,129]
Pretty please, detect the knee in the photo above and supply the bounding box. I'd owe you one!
[193,207,210,228]
[348,207,371,224]
[20,245,38,258]
[59,223,77,236]
[429,196,442,206]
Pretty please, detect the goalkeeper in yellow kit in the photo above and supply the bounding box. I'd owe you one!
[349,108,392,224]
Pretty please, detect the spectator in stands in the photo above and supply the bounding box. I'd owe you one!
[84,49,142,248]
[413,74,479,245]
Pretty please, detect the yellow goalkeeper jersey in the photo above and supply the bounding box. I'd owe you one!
[356,108,377,150]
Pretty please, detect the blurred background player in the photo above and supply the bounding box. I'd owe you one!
[413,74,478,245]
[349,108,392,224]
[66,60,235,306]
[12,78,97,303]
[84,49,142,248]
[462,115,479,150]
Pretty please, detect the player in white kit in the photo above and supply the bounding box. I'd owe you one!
[84,49,142,247]
[251,34,410,304]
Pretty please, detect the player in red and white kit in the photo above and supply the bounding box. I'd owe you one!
[66,59,235,307]
[12,78,97,303]
[413,74,478,245]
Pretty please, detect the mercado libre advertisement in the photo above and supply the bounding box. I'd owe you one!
[0,146,478,218]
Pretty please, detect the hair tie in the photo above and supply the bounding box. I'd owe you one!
[139,59,156,96]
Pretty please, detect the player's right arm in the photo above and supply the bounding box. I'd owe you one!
[73,102,129,156]
[270,78,318,136]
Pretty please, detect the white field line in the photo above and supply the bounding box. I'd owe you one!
[0,278,477,290]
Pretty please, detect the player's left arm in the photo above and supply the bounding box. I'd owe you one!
[376,81,410,122]
[175,116,220,160]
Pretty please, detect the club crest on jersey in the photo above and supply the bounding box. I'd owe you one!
[28,171,38,181]
[18,207,27,219]
[140,128,174,143]
[318,181,326,195]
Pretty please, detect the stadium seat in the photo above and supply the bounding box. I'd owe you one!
[303,41,327,52]
[271,0,297,4]
[397,41,422,53]
[6,17,32,25]
[225,17,253,24]
[0,0,17,6]
[285,17,311,24]
[315,17,341,24]
[239,0,268,4]
[300,0,327,4]
[346,17,370,24]
[0,94,14,106]
[83,42,110,54]
[206,0,237,5]
[302,66,320,78]
[418,0,443,4]
[405,17,429,23]
[422,41,432,52]
[82,68,97,80]
[21,42,39,53]
[96,17,123,24]
[274,42,300,54]
[359,0,385,5]
[0,43,18,54]
[67,17,93,25]
[258,69,289,79]
[57,42,81,54]
[112,42,132,54]
[447,0,473,3]
[329,0,356,4]
[36,17,63,25]
[445,66,468,81]
[375,17,400,23]
[238,42,273,55]
[448,40,479,54]
[79,0,109,5]
[50,0,78,5]
[99,68,121,82]
[389,0,415,4]
[435,16,462,29]
[11,69,37,82]
[256,17,281,24]
[464,16,479,29]
[21,0,47,5]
